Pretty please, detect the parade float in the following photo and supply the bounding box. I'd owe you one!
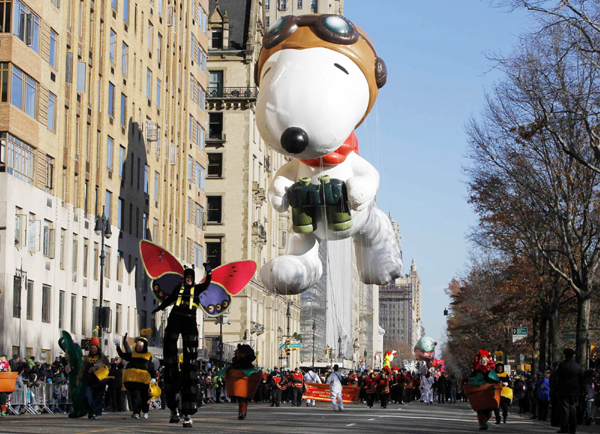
[254,13,403,295]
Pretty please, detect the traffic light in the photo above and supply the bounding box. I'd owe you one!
[324,348,328,355]
[285,339,291,356]
[328,348,332,356]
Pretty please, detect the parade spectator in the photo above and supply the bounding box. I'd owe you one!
[513,374,528,414]
[528,373,539,419]
[555,348,582,434]
[583,370,596,425]
[326,365,344,412]
[448,374,458,404]
[537,371,551,421]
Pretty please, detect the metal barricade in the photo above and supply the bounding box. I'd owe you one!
[7,381,73,416]
[6,385,26,415]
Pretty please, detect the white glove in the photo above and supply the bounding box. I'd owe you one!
[503,382,508,386]
[150,378,157,384]
[113,338,120,346]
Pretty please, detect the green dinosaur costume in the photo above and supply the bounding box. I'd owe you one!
[58,331,87,418]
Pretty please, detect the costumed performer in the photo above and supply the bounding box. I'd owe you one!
[77,336,109,419]
[0,355,10,417]
[152,262,211,428]
[114,329,157,419]
[220,344,259,419]
[377,366,391,408]
[58,331,87,418]
[493,362,512,424]
[469,350,500,431]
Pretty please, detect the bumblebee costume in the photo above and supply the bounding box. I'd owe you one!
[152,264,211,428]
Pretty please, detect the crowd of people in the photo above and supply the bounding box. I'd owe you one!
[2,346,599,433]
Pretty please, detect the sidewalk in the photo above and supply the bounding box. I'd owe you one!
[513,412,600,433]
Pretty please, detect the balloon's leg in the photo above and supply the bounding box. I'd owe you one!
[260,233,322,295]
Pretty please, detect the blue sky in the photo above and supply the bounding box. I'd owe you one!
[344,1,532,345]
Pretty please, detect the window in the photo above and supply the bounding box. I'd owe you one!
[157,33,162,62]
[121,42,128,74]
[107,136,114,169]
[108,82,115,117]
[278,0,287,10]
[83,239,89,277]
[311,0,317,12]
[206,196,222,223]
[59,290,65,329]
[49,30,58,69]
[208,70,223,96]
[93,242,98,280]
[187,156,193,181]
[105,190,112,221]
[12,276,21,318]
[118,197,124,229]
[211,28,223,49]
[208,153,223,178]
[153,218,158,243]
[27,215,40,251]
[206,239,222,268]
[154,171,159,200]
[146,69,151,99]
[116,250,123,282]
[42,220,55,258]
[59,229,66,269]
[142,212,148,239]
[208,113,223,139]
[190,75,203,108]
[194,162,204,189]
[120,93,127,126]
[72,238,78,273]
[82,296,87,336]
[42,285,51,322]
[10,65,38,118]
[104,246,111,278]
[70,294,76,333]
[298,0,302,8]
[123,0,129,23]
[147,21,153,53]
[48,92,57,131]
[193,242,203,269]
[265,0,270,9]
[26,280,33,320]
[0,133,35,184]
[13,0,40,53]
[119,145,126,177]
[144,164,149,194]
[25,76,37,118]
[194,203,203,228]
[116,303,122,334]
[111,0,117,9]
[156,79,161,108]
[109,29,116,63]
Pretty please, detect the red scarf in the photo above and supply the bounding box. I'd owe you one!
[301,132,359,167]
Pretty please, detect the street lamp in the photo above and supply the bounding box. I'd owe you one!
[312,319,316,368]
[286,301,291,368]
[443,307,449,316]
[94,206,112,341]
[338,336,342,360]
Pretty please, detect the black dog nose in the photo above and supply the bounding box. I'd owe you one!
[281,127,309,154]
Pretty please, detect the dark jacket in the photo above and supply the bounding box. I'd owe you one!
[513,379,527,400]
[555,358,582,398]
[153,272,212,317]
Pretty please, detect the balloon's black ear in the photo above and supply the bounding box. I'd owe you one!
[375,57,387,89]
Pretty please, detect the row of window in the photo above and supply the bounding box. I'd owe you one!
[264,0,317,10]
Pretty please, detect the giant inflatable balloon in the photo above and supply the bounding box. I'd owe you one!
[414,336,437,367]
[255,14,403,294]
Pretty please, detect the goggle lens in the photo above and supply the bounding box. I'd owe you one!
[266,17,289,38]
[322,16,353,36]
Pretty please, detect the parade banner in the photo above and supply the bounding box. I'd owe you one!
[302,383,360,404]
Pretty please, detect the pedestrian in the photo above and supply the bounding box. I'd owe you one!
[583,370,596,425]
[420,371,434,404]
[537,371,550,421]
[448,374,458,404]
[151,263,212,428]
[513,375,528,414]
[555,348,582,434]
[528,373,539,419]
[326,364,344,412]
[438,372,447,404]
[493,362,512,424]
[114,330,157,419]
[304,368,321,407]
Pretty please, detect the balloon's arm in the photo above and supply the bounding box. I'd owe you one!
[346,153,380,211]
[268,160,299,212]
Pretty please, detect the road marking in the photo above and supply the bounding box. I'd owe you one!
[346,423,356,426]
[368,418,375,421]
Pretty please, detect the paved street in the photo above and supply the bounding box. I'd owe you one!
[2,401,596,434]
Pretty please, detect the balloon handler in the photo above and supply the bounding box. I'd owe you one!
[113,329,158,419]
[58,331,88,418]
[152,262,212,429]
[464,350,502,430]
[217,344,260,420]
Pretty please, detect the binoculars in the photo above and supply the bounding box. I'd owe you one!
[288,176,352,233]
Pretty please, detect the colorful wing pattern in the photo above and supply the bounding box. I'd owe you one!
[139,240,256,317]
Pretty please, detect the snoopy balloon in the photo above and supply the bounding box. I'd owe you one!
[256,14,403,294]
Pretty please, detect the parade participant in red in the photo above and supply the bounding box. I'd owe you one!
[269,367,284,407]
[394,368,405,404]
[347,371,359,387]
[377,366,392,408]
[365,371,377,408]
[404,372,414,403]
[291,367,304,407]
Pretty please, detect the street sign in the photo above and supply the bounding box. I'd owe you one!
[562,333,576,340]
[279,341,302,349]
[512,327,528,335]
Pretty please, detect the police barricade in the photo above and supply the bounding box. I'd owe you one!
[7,382,74,415]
